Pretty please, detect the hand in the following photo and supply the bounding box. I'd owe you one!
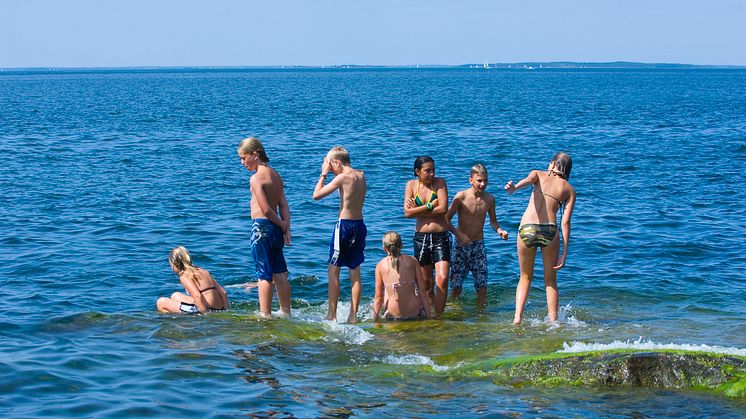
[405,197,415,209]
[321,158,330,177]
[553,254,566,270]
[455,231,470,246]
[284,229,292,246]
[498,228,509,240]
[504,180,516,194]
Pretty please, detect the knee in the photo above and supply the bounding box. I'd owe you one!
[170,292,180,300]
[156,297,168,310]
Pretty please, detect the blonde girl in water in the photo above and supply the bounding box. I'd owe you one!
[157,246,229,314]
[372,232,431,321]
[403,156,450,316]
[505,152,576,325]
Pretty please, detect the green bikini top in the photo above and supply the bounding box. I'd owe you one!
[413,181,438,207]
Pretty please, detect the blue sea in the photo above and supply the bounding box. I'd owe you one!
[1,67,745,417]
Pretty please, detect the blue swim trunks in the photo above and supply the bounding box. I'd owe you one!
[250,219,288,281]
[450,240,488,290]
[328,219,367,269]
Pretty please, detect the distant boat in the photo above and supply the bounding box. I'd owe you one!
[483,61,490,69]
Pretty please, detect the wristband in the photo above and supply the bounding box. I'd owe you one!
[426,202,433,211]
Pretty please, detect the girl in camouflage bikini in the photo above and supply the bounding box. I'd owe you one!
[504,153,576,325]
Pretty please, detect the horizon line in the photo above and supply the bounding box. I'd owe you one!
[2,60,746,71]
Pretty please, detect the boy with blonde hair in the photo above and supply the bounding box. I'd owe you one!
[238,137,292,318]
[313,146,367,323]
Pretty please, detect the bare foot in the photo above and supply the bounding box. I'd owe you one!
[347,313,357,324]
[258,312,272,320]
[277,311,291,319]
[324,314,336,322]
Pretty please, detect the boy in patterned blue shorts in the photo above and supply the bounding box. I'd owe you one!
[239,137,292,319]
[313,146,367,323]
[446,164,509,310]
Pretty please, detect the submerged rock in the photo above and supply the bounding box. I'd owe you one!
[491,351,746,398]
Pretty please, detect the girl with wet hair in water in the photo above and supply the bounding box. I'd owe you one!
[157,246,229,314]
[372,231,431,321]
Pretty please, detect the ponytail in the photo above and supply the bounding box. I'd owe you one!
[382,231,403,271]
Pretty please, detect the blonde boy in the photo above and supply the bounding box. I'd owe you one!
[313,146,367,323]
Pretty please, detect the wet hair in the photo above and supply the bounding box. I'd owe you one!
[238,137,270,163]
[413,156,435,177]
[327,146,350,165]
[550,152,572,181]
[168,246,200,287]
[382,231,403,271]
[470,163,488,177]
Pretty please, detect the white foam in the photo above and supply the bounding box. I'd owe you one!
[376,354,451,372]
[291,301,374,345]
[527,303,586,329]
[559,338,746,357]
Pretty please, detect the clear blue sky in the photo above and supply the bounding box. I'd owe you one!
[2,0,744,67]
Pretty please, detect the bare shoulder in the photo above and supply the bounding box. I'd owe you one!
[483,191,496,203]
[435,177,447,188]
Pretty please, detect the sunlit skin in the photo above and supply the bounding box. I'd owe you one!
[238,148,292,318]
[445,171,508,310]
[505,159,576,325]
[313,151,366,324]
[403,161,450,316]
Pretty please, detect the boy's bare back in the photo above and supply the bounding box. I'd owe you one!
[336,169,366,220]
[250,165,285,220]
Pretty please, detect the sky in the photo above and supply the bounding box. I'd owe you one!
[2,0,745,68]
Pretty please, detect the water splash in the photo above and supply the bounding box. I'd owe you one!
[291,301,374,345]
[376,354,451,372]
[528,303,587,329]
[559,338,746,357]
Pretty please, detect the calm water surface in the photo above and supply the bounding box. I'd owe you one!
[1,68,745,417]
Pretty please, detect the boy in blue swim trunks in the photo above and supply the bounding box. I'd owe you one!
[239,137,292,319]
[313,146,367,323]
[446,164,509,310]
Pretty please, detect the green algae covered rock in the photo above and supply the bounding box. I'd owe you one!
[489,351,746,398]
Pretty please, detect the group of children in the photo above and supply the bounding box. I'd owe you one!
[157,137,576,325]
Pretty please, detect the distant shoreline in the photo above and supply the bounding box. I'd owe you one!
[2,61,745,72]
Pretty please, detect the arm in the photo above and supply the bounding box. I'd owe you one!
[504,170,539,195]
[445,193,470,245]
[372,263,384,321]
[487,195,508,240]
[179,275,209,313]
[415,262,431,319]
[278,188,291,245]
[430,179,448,216]
[403,181,423,218]
[313,158,339,200]
[553,188,575,270]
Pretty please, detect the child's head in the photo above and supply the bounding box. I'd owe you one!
[238,137,270,169]
[326,146,350,173]
[550,152,572,180]
[168,246,193,274]
[382,231,403,270]
[413,156,435,181]
[469,164,489,192]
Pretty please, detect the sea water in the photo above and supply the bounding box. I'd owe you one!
[1,67,745,417]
